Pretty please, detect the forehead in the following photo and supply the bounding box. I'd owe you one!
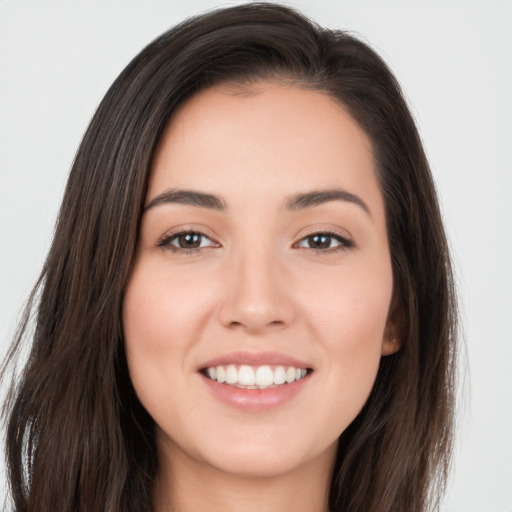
[148,83,383,215]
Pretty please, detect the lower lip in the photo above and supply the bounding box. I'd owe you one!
[200,373,310,411]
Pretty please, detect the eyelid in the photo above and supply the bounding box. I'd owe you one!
[157,226,221,253]
[293,228,355,253]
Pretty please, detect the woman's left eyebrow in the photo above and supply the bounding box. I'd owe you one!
[286,189,371,216]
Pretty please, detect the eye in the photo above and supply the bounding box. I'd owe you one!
[158,230,218,252]
[295,232,354,252]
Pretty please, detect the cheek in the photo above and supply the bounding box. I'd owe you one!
[300,263,392,416]
[124,260,214,348]
[122,261,211,410]
[302,259,392,347]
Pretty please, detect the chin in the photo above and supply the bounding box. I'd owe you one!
[187,429,338,479]
[202,450,310,478]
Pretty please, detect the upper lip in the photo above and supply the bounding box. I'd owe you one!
[199,350,313,370]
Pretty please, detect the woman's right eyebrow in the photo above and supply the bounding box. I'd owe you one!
[144,188,227,212]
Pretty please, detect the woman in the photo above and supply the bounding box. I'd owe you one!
[1,3,458,511]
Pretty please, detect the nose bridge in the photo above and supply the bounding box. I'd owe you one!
[218,237,293,331]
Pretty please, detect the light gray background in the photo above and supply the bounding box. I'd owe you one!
[1,1,511,510]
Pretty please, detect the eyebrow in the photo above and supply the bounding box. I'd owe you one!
[144,189,227,212]
[144,187,370,215]
[286,189,370,215]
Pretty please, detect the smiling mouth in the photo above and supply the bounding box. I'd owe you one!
[201,364,311,389]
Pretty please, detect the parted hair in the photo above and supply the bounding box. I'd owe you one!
[1,3,458,511]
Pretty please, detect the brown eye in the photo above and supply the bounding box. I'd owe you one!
[176,232,202,248]
[158,231,217,252]
[296,232,354,252]
[307,234,332,249]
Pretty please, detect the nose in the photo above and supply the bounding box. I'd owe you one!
[217,246,295,334]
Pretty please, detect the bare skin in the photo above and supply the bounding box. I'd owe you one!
[123,82,398,512]
[153,439,334,512]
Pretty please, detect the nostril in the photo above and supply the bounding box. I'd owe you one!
[268,320,286,330]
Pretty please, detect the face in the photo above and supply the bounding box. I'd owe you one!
[123,83,397,479]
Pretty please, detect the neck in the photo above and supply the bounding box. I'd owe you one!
[153,443,336,512]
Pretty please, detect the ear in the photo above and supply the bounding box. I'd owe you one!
[381,333,400,356]
[381,294,401,356]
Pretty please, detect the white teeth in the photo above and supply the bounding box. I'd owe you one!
[216,366,226,383]
[255,365,274,386]
[285,366,296,383]
[205,364,309,388]
[273,366,286,385]
[226,364,238,384]
[238,365,256,386]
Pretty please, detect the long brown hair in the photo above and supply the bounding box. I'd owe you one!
[1,3,458,511]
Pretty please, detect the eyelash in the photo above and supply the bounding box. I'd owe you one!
[157,228,218,254]
[293,230,355,253]
[157,229,355,255]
